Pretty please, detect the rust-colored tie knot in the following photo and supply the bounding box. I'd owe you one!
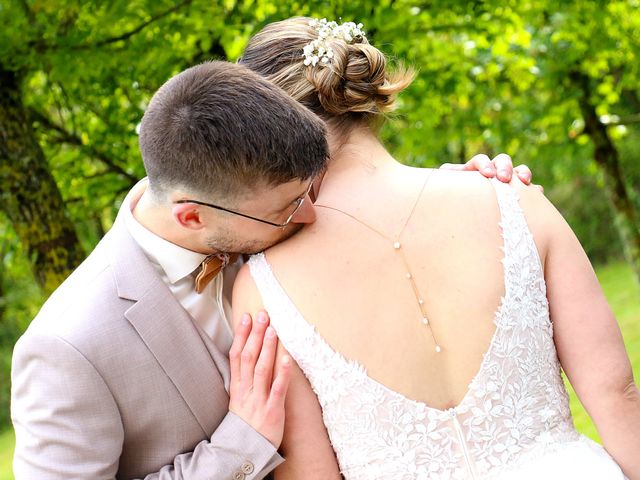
[194,252,238,294]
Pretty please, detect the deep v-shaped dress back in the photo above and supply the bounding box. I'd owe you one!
[249,179,625,479]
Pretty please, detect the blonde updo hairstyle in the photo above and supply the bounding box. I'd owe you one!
[239,17,414,133]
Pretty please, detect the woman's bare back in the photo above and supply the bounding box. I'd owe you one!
[263,168,514,410]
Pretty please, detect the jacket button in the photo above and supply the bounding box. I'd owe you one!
[241,461,255,474]
[232,472,245,480]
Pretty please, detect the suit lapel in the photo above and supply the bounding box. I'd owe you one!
[192,318,232,392]
[108,211,230,436]
[125,286,229,434]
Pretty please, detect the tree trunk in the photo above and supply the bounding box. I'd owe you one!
[0,66,84,294]
[571,71,640,284]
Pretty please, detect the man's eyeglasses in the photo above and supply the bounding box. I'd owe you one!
[174,181,314,228]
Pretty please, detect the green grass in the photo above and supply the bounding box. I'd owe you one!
[0,429,14,480]
[0,261,637,478]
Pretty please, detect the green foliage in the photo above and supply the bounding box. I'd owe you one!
[0,427,15,479]
[547,176,625,265]
[0,218,45,427]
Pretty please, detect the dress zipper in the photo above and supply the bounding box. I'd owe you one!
[450,409,477,480]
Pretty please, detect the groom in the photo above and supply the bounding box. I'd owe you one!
[11,61,528,479]
[11,61,328,479]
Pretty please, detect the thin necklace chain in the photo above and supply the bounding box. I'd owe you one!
[315,170,441,353]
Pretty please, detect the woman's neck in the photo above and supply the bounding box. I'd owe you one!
[317,126,400,201]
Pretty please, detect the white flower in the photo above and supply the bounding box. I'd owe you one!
[302,18,367,68]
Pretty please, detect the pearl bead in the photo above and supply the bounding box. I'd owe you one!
[419,299,424,305]
[393,241,401,249]
[422,317,429,325]
[406,273,412,279]
[435,345,442,353]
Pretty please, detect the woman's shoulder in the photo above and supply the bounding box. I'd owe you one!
[428,168,495,193]
[231,259,265,329]
[439,170,561,262]
[427,168,542,209]
[425,169,555,249]
[424,169,503,218]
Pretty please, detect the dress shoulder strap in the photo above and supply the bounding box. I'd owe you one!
[489,178,547,304]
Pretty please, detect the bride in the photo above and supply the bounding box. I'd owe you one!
[233,17,640,479]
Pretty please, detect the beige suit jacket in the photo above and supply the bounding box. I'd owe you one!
[11,210,282,479]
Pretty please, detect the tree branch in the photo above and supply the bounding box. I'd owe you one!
[18,0,35,24]
[30,109,138,184]
[72,0,192,50]
[621,90,640,112]
[606,113,640,126]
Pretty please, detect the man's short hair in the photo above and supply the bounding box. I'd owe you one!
[139,60,328,200]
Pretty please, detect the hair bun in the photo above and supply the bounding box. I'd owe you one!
[239,17,415,122]
[308,41,413,116]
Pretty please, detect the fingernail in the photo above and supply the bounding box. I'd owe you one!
[241,314,250,326]
[282,355,291,366]
[498,169,509,177]
[483,167,494,174]
[266,326,275,338]
[257,313,268,323]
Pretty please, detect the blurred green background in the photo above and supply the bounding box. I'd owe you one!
[1,0,639,477]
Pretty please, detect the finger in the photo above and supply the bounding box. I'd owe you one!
[267,354,292,411]
[439,162,467,171]
[230,313,252,389]
[253,326,278,399]
[533,182,544,194]
[466,154,496,177]
[492,153,514,182]
[513,165,532,185]
[240,310,270,386]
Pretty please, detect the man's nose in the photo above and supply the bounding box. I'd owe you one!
[290,196,316,224]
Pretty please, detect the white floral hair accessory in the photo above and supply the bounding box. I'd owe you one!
[302,18,366,67]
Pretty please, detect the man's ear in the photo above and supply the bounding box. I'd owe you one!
[172,203,206,230]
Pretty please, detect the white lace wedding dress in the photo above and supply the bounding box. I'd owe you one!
[248,180,626,479]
